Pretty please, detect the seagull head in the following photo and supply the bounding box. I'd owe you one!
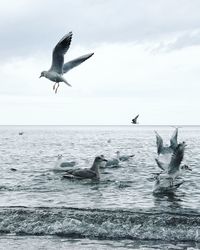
[95,155,107,163]
[39,71,47,78]
[57,154,63,160]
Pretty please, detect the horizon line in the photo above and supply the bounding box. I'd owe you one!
[0,124,200,127]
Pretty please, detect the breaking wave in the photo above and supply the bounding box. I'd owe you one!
[0,206,199,242]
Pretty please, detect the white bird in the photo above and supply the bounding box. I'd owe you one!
[39,31,94,93]
[115,151,135,162]
[63,156,107,180]
[155,128,178,155]
[54,154,76,171]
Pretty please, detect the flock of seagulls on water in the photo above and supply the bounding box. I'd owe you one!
[34,32,192,194]
[52,127,191,194]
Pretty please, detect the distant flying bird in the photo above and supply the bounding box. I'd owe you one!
[39,31,94,93]
[131,115,139,124]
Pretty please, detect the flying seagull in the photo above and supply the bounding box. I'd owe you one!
[131,115,139,124]
[155,142,192,185]
[39,31,94,93]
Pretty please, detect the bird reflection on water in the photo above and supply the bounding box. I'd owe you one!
[153,190,185,210]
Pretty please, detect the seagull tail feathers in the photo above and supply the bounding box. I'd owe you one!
[63,78,72,87]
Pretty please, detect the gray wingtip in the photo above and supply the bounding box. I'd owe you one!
[87,52,94,58]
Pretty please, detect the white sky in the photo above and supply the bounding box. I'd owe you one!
[0,0,200,125]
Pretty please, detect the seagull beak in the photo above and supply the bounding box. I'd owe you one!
[39,75,42,78]
[188,167,192,171]
[103,159,108,162]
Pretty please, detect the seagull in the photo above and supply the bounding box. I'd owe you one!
[97,154,120,168]
[115,151,135,162]
[39,31,94,93]
[54,154,76,171]
[131,114,139,124]
[103,154,121,167]
[98,154,120,168]
[155,142,192,185]
[63,155,107,180]
[155,128,178,155]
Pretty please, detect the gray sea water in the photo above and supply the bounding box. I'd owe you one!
[0,125,200,249]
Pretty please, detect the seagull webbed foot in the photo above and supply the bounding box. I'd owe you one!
[53,83,56,90]
[55,83,60,94]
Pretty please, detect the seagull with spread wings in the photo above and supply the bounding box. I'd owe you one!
[155,142,192,185]
[39,31,94,93]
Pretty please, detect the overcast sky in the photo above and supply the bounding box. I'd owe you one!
[1,0,200,125]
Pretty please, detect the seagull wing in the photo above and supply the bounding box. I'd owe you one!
[63,53,94,74]
[155,131,163,155]
[170,128,178,150]
[168,143,185,174]
[155,158,166,171]
[134,114,139,120]
[73,169,96,178]
[64,168,79,174]
[49,32,73,74]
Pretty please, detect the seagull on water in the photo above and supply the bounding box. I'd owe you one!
[54,154,76,171]
[155,128,178,155]
[115,151,135,162]
[39,31,94,93]
[63,155,107,180]
[100,154,120,168]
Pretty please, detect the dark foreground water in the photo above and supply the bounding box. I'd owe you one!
[0,125,200,249]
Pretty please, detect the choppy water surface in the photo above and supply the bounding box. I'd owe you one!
[0,125,200,249]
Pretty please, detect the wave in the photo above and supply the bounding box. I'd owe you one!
[0,206,199,242]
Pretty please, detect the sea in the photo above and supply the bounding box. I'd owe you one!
[0,125,199,250]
